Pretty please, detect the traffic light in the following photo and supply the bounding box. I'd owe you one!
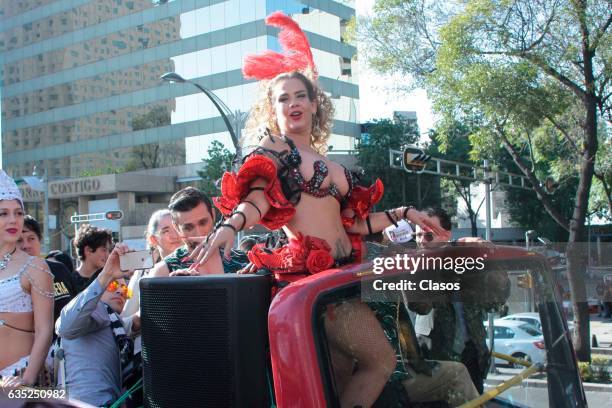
[517,273,533,289]
[403,146,430,174]
[105,211,123,220]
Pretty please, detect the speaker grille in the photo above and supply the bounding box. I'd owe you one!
[141,285,233,407]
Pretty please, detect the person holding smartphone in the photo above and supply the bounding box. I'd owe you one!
[150,187,248,278]
[55,243,138,406]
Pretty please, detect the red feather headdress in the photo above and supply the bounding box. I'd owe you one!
[243,11,317,80]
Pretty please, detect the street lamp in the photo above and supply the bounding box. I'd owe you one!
[160,72,242,160]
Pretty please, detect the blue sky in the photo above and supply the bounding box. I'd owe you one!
[356,0,436,139]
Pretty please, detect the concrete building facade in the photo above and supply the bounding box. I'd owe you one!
[2,0,359,251]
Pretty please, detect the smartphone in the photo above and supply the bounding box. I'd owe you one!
[119,250,154,271]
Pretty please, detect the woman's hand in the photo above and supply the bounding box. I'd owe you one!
[1,376,23,388]
[169,268,200,277]
[237,262,258,275]
[188,225,236,269]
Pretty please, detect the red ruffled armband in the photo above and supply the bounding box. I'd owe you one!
[213,155,295,230]
[341,179,384,227]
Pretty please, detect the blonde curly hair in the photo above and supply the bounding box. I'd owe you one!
[242,71,334,155]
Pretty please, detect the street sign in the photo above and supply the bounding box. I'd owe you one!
[105,211,123,220]
[403,146,430,174]
[70,211,123,224]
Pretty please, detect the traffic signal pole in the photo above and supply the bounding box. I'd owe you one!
[390,148,533,240]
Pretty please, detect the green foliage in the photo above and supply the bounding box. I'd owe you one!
[357,118,440,210]
[427,121,481,232]
[579,356,611,383]
[78,166,124,177]
[360,0,611,230]
[197,140,234,198]
[127,106,184,170]
[342,16,357,45]
[131,105,170,131]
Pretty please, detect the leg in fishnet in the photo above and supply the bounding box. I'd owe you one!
[325,300,397,408]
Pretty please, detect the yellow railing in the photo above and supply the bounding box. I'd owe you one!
[458,352,544,408]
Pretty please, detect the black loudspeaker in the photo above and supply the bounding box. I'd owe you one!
[140,275,271,408]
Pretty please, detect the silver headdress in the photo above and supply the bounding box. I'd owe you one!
[0,170,24,208]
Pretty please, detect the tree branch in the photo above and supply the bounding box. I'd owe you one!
[526,130,536,173]
[496,124,570,231]
[542,112,583,156]
[594,171,612,217]
[523,4,556,53]
[520,52,585,99]
[590,13,612,52]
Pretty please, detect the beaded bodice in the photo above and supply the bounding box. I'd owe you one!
[245,134,354,205]
[283,136,352,202]
[0,257,34,313]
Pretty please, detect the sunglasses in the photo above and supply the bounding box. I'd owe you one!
[413,231,434,242]
[106,280,132,299]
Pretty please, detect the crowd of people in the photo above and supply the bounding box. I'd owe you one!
[0,12,496,407]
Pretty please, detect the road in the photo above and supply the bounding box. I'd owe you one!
[486,384,612,406]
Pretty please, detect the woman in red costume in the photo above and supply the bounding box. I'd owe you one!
[189,12,446,407]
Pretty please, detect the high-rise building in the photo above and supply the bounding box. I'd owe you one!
[0,0,358,250]
[1,0,359,178]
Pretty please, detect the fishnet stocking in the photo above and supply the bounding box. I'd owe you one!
[324,300,396,408]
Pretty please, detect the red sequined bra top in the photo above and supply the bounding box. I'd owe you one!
[279,135,354,203]
[214,132,384,231]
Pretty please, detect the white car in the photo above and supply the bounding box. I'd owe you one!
[484,319,546,367]
[501,312,575,334]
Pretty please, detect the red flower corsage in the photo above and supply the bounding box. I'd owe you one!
[247,233,334,275]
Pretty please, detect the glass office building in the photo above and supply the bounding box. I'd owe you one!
[1,0,359,179]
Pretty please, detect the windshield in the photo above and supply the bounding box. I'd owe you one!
[519,324,543,337]
[312,245,584,408]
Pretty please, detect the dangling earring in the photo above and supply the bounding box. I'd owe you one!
[312,113,319,133]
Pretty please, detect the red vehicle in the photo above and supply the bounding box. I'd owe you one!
[135,244,587,407]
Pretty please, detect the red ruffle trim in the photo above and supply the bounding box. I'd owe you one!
[248,233,363,284]
[213,155,295,230]
[341,179,384,227]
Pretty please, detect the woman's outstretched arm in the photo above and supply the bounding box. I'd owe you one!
[189,178,271,265]
[345,206,447,237]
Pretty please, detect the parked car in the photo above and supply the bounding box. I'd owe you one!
[501,312,575,334]
[485,319,546,367]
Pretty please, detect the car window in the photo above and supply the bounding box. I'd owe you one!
[518,317,540,328]
[494,326,515,339]
[519,324,543,336]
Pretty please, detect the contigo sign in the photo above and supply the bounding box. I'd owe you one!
[50,179,101,196]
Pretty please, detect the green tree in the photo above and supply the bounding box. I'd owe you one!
[127,105,184,170]
[361,0,611,360]
[197,140,234,198]
[428,120,486,236]
[357,118,440,212]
